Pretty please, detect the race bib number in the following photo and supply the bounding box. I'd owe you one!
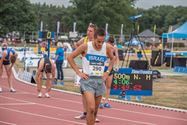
[86,54,107,76]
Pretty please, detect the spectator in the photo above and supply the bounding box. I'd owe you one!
[55,42,65,85]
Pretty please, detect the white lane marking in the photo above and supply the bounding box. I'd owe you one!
[99,115,157,125]
[0,121,16,125]
[0,95,34,104]
[0,107,85,125]
[0,102,35,106]
[33,103,157,125]
[1,91,187,122]
[0,96,156,125]
[111,107,187,122]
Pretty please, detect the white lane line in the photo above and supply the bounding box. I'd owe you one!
[1,91,187,122]
[0,102,35,106]
[0,107,85,125]
[111,107,187,122]
[0,95,34,104]
[34,95,187,122]
[0,96,156,125]
[0,121,16,125]
[34,103,157,125]
[99,115,157,125]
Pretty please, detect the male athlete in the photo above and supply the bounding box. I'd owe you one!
[68,28,115,125]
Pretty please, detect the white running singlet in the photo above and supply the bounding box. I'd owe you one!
[82,42,107,76]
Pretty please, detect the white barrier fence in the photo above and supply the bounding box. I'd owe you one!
[18,70,33,83]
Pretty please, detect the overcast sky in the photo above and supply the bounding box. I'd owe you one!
[30,0,187,9]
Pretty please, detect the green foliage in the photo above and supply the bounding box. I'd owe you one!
[70,0,136,33]
[137,5,187,35]
[0,0,187,37]
[0,0,37,36]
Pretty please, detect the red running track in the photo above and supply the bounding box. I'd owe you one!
[0,73,187,125]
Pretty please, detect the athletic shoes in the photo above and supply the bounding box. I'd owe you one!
[10,88,16,92]
[74,113,100,123]
[95,118,100,123]
[45,93,50,98]
[99,103,104,109]
[60,81,64,85]
[0,87,2,93]
[104,103,111,108]
[74,113,86,119]
[38,92,42,98]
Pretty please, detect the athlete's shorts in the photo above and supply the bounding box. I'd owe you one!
[80,76,105,97]
[0,57,10,65]
[3,60,10,65]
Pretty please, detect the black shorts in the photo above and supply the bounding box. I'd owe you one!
[3,61,10,65]
[0,57,10,65]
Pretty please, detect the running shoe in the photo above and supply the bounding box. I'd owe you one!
[99,103,104,109]
[104,103,111,108]
[136,96,142,101]
[45,93,50,98]
[74,113,86,119]
[10,88,16,93]
[38,92,42,98]
[95,118,100,123]
[60,81,64,85]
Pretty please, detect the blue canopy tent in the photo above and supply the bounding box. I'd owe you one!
[162,21,187,67]
[162,21,187,38]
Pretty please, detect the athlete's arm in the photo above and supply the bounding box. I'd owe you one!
[67,44,88,79]
[114,47,120,67]
[106,44,115,72]
[74,38,84,48]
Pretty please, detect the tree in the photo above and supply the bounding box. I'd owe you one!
[0,0,37,36]
[70,0,136,34]
[137,5,187,35]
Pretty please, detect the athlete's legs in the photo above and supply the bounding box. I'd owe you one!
[83,91,96,125]
[105,74,113,103]
[0,65,3,92]
[36,72,43,93]
[4,65,15,91]
[95,95,102,118]
[45,73,52,96]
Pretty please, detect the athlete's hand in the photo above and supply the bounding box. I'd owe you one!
[102,72,109,81]
[78,72,89,80]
